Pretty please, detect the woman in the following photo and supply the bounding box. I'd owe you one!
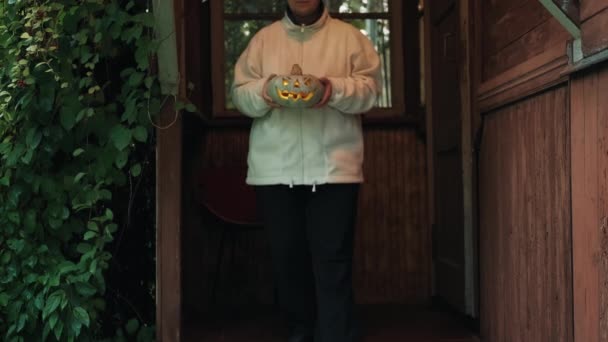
[232,1,381,341]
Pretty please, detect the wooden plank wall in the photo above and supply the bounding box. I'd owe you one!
[181,125,431,314]
[481,0,570,82]
[581,0,608,55]
[479,86,573,342]
[476,1,576,340]
[570,64,608,342]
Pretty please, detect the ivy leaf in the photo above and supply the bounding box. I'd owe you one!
[7,239,24,253]
[135,46,150,70]
[115,150,128,169]
[25,127,42,149]
[125,318,139,335]
[42,291,63,320]
[1,251,11,265]
[73,148,85,157]
[42,321,51,342]
[130,163,142,177]
[73,307,90,327]
[144,76,154,89]
[132,126,148,142]
[21,149,34,164]
[24,210,36,234]
[128,72,144,87]
[71,319,82,337]
[0,171,11,187]
[75,283,97,297]
[8,212,20,225]
[39,82,56,112]
[54,320,64,341]
[107,223,118,233]
[83,231,97,241]
[0,293,9,307]
[105,208,114,220]
[17,313,27,333]
[60,103,78,131]
[58,261,77,275]
[76,243,92,254]
[49,312,59,330]
[87,221,99,232]
[74,172,86,183]
[109,124,132,151]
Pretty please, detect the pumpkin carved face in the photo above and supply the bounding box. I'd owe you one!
[268,64,324,108]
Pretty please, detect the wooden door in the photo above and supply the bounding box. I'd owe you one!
[427,0,468,313]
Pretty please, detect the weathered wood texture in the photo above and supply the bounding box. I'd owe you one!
[156,102,183,342]
[582,6,608,56]
[581,0,608,21]
[156,0,187,338]
[570,64,608,342]
[356,127,430,304]
[182,126,431,313]
[479,86,573,342]
[481,0,570,82]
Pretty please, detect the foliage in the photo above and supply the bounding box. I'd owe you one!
[0,0,160,340]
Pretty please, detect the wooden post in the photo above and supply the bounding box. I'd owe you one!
[156,101,183,342]
[155,0,187,339]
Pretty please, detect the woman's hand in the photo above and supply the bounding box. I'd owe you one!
[313,77,333,108]
[262,74,281,108]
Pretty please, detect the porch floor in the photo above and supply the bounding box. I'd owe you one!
[184,305,479,342]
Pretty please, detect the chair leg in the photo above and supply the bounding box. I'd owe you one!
[211,228,227,307]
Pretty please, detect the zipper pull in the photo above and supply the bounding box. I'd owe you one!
[312,182,316,193]
[289,180,294,189]
[301,24,305,33]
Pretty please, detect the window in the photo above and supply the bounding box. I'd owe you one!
[209,0,410,119]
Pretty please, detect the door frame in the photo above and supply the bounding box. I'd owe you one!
[423,0,480,317]
[155,0,483,339]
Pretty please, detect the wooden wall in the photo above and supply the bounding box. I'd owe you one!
[570,63,608,342]
[581,0,608,56]
[479,86,573,342]
[481,0,570,82]
[181,125,431,314]
[477,0,570,113]
[476,0,576,340]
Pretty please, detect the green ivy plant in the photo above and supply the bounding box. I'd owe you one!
[0,0,162,340]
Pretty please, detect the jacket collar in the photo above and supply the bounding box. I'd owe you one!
[281,3,330,38]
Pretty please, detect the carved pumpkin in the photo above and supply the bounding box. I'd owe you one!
[267,64,324,108]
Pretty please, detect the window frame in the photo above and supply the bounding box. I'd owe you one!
[209,0,408,120]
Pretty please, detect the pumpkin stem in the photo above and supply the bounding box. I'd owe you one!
[290,64,303,76]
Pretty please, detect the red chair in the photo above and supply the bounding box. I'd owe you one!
[197,166,264,305]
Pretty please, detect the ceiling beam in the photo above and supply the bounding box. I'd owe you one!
[538,0,581,38]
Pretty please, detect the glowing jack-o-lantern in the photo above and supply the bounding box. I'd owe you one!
[268,64,324,108]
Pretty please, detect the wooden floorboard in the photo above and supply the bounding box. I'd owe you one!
[184,305,479,342]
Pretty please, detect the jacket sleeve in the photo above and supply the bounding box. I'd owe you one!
[231,33,272,118]
[326,31,382,115]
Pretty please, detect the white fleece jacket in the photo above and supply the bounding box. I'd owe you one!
[232,7,381,186]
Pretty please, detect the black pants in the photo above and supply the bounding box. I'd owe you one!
[255,184,360,342]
